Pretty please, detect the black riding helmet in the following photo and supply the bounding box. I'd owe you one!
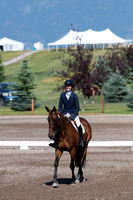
[64,79,74,87]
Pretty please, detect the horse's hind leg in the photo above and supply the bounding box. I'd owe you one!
[76,165,84,183]
[53,149,62,188]
[76,145,88,183]
[70,147,76,184]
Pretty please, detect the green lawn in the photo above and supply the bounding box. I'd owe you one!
[1,51,30,62]
[0,49,133,115]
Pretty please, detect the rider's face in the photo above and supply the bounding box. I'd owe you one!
[66,86,72,92]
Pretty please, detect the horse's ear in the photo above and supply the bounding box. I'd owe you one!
[53,106,56,112]
[56,109,63,118]
[45,106,51,113]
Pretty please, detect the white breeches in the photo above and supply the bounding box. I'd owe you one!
[74,116,81,127]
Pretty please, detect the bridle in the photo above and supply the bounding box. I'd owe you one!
[48,112,70,134]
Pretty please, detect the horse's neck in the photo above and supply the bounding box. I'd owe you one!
[60,115,68,127]
[57,111,69,130]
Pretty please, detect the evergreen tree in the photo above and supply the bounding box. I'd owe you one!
[102,71,128,102]
[127,84,133,109]
[0,54,5,82]
[11,59,39,111]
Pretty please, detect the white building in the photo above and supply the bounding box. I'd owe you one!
[0,37,24,51]
[33,42,44,50]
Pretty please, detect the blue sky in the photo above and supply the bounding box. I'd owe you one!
[0,0,133,48]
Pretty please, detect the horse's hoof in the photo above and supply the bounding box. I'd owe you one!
[75,179,80,184]
[52,182,58,188]
[71,181,76,185]
[81,178,86,182]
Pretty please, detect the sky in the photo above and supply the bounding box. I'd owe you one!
[0,0,133,48]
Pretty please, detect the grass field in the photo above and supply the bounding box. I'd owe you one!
[1,51,27,62]
[0,49,133,115]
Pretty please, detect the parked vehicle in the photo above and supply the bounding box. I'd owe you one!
[0,82,18,106]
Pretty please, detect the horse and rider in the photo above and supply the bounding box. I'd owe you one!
[45,79,92,187]
[49,79,84,148]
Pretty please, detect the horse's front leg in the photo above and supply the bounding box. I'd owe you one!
[70,147,77,184]
[53,149,62,188]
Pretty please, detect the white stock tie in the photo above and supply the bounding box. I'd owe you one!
[66,91,71,100]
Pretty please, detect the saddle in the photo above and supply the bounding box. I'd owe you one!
[64,114,85,134]
[71,120,85,134]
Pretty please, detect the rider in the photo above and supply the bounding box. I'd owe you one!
[58,79,84,147]
[49,79,84,148]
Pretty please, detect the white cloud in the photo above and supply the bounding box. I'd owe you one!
[45,13,60,22]
[19,0,59,15]
[3,21,11,27]
[21,5,32,16]
[33,0,58,10]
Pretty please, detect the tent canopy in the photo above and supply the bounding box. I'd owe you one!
[48,30,77,46]
[48,28,131,47]
[0,37,24,51]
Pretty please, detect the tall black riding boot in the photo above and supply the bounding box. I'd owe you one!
[78,125,84,147]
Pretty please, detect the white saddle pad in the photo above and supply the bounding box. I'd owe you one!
[71,121,85,134]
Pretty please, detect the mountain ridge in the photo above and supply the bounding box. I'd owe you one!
[0,0,133,48]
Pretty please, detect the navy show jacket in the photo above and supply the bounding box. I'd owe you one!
[58,90,80,117]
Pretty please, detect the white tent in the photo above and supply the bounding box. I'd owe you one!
[0,37,24,51]
[81,29,127,44]
[48,30,78,46]
[33,42,44,50]
[48,28,131,50]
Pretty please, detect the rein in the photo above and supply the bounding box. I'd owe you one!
[59,119,70,132]
[49,113,70,134]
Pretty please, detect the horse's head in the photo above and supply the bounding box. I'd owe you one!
[45,106,61,140]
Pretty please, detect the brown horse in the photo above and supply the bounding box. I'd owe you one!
[84,86,101,104]
[45,106,92,188]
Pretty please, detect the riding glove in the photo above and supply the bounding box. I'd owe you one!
[69,115,74,120]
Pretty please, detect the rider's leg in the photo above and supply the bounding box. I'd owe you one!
[75,116,84,147]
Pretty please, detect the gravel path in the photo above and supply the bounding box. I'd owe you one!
[3,50,40,66]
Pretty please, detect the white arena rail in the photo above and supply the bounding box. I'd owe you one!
[0,141,133,150]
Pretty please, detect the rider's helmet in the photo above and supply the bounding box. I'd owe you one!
[64,79,74,87]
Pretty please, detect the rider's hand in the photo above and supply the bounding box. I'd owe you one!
[69,115,74,120]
